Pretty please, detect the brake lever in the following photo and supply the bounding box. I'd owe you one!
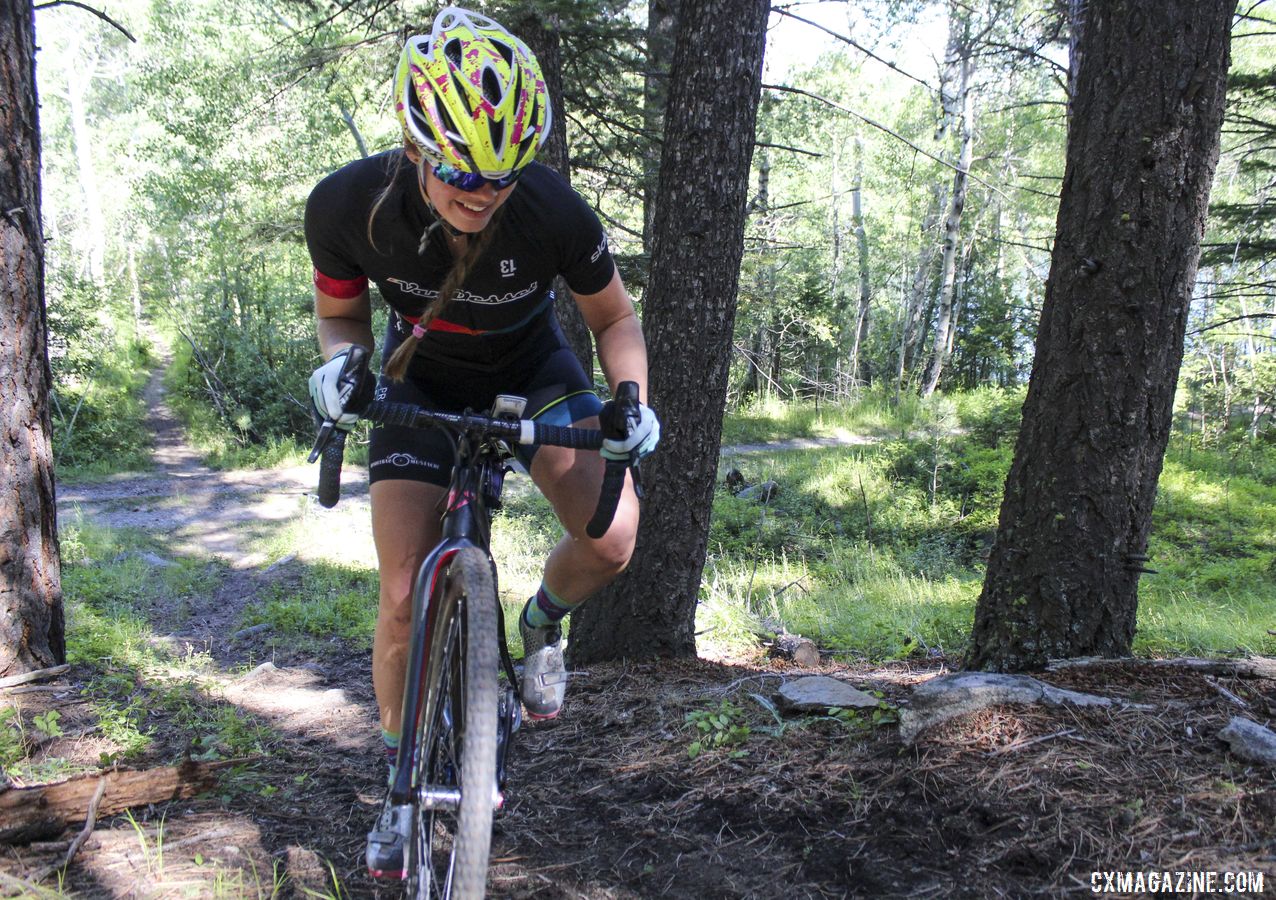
[308,420,336,464]
[629,457,645,500]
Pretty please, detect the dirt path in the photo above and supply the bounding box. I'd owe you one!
[6,365,1274,898]
[59,359,369,567]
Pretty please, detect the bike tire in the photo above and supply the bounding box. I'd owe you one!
[408,547,500,900]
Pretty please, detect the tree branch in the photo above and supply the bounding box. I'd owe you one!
[1188,311,1276,335]
[755,140,822,158]
[772,7,937,93]
[33,0,136,42]
[762,82,1021,202]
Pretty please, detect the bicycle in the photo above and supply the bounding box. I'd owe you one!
[308,346,641,899]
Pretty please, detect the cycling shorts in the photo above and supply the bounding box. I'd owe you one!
[367,344,603,488]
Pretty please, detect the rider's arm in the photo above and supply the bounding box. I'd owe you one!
[574,269,648,398]
[315,282,375,361]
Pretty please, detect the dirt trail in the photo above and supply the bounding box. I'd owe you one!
[6,363,1273,898]
[58,360,369,567]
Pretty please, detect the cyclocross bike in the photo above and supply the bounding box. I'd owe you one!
[309,347,641,899]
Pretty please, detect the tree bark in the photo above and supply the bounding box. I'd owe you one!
[1,0,65,676]
[568,0,769,663]
[642,0,679,259]
[510,7,594,377]
[968,0,1236,672]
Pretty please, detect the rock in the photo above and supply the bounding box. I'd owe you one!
[738,481,779,503]
[238,661,278,683]
[1218,717,1276,766]
[774,676,882,713]
[898,671,1134,744]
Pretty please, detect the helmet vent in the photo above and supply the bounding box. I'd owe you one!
[481,68,501,105]
[450,73,473,115]
[488,118,505,154]
[435,95,460,138]
[444,38,464,67]
[494,40,515,67]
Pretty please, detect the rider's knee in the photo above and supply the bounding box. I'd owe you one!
[587,519,636,575]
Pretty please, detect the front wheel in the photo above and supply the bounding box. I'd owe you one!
[408,547,500,900]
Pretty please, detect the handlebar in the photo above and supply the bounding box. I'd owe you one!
[308,382,644,540]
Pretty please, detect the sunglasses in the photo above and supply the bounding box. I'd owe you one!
[431,162,523,192]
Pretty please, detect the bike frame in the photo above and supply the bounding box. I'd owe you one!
[388,438,504,808]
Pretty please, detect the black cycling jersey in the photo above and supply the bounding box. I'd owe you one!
[304,150,616,372]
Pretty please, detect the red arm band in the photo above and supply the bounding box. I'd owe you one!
[314,269,369,299]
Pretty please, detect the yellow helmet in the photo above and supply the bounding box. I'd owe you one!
[394,7,552,178]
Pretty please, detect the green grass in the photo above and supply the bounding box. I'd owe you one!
[700,389,1275,662]
[242,563,379,650]
[8,519,285,782]
[1137,440,1276,656]
[53,338,154,479]
[721,388,927,445]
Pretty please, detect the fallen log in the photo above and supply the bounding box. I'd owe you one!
[1045,656,1276,679]
[27,778,107,883]
[0,665,70,691]
[0,759,247,845]
[769,633,821,667]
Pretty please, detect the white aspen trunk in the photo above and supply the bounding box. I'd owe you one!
[897,184,944,393]
[66,45,105,284]
[921,52,974,398]
[848,135,872,386]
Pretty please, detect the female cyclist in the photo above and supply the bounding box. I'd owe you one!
[302,6,658,880]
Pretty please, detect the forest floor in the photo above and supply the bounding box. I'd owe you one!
[2,367,1274,899]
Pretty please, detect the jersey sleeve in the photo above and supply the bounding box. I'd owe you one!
[304,169,367,285]
[551,180,617,297]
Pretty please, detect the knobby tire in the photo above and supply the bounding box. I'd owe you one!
[409,547,499,900]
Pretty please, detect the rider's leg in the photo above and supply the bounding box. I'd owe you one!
[370,479,446,740]
[366,478,445,879]
[529,415,641,608]
[517,419,639,718]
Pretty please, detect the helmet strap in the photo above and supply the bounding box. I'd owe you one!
[418,200,464,255]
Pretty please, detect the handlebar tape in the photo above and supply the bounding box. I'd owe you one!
[584,381,641,539]
[586,459,628,539]
[317,430,346,509]
[531,422,603,450]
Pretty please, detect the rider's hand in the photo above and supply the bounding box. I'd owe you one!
[309,347,372,431]
[600,403,660,462]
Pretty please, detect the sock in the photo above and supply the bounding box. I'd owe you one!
[522,583,574,629]
[383,729,399,786]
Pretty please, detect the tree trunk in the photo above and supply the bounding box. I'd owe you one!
[897,184,944,394]
[568,0,769,663]
[510,9,594,378]
[921,47,974,398]
[1066,0,1087,120]
[848,135,872,386]
[1,0,65,676]
[66,37,105,284]
[642,0,679,260]
[967,0,1235,672]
